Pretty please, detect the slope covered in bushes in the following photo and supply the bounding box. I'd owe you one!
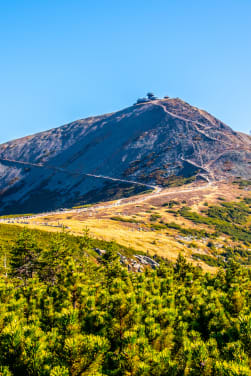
[0,228,250,375]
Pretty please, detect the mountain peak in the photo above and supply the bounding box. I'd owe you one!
[0,96,250,214]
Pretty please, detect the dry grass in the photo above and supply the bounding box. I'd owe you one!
[9,181,249,273]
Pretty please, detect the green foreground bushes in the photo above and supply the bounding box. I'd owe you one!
[0,228,250,375]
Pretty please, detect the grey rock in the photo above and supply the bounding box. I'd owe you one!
[94,248,106,256]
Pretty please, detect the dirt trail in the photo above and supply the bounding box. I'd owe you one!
[0,157,213,222]
[0,180,213,222]
[154,102,233,147]
[0,158,159,191]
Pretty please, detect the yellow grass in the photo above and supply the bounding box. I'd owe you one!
[8,181,249,273]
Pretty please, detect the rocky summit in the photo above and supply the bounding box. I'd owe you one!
[0,96,250,214]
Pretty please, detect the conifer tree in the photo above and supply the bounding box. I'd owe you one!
[10,229,40,280]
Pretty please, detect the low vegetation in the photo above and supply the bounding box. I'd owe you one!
[233,178,251,189]
[110,216,143,224]
[179,200,251,244]
[0,226,250,375]
[0,213,34,219]
[192,253,224,267]
[0,224,138,260]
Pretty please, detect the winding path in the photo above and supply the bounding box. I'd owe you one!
[0,156,214,222]
[0,178,213,222]
[0,157,159,192]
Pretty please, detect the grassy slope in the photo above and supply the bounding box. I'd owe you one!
[2,181,250,271]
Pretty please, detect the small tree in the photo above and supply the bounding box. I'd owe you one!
[82,226,91,249]
[39,233,69,284]
[10,229,40,280]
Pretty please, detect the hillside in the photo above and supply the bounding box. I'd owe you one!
[0,96,250,214]
[0,214,250,375]
[2,179,250,272]
[0,98,250,374]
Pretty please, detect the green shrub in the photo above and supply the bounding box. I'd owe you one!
[0,226,249,374]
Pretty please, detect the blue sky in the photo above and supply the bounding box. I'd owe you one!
[0,0,251,143]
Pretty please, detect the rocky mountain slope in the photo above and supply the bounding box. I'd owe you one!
[0,96,250,214]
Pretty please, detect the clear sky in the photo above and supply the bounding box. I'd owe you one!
[1,0,251,144]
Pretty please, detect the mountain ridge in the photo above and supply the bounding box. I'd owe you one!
[0,96,250,214]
